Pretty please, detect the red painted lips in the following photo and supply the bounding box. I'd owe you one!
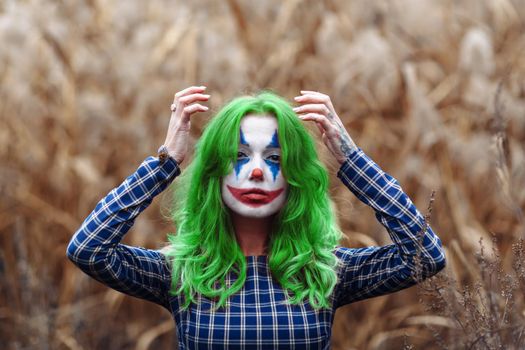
[227,185,284,207]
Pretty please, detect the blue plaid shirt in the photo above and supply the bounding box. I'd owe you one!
[67,148,446,349]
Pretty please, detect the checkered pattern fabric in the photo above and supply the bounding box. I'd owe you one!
[67,148,446,349]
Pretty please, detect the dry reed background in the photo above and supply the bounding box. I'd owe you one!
[1,0,525,349]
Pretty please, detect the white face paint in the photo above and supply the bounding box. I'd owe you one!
[221,114,288,218]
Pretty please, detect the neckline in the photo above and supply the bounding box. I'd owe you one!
[245,255,267,260]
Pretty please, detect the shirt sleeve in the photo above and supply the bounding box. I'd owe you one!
[66,156,180,309]
[333,148,446,308]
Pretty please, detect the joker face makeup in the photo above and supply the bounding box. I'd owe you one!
[221,114,288,218]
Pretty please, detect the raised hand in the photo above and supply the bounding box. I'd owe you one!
[163,86,210,164]
[293,91,358,165]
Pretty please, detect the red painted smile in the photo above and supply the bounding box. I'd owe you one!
[227,185,284,207]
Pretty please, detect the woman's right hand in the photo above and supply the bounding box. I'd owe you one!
[163,86,210,164]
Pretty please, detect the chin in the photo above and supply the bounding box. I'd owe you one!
[236,207,278,218]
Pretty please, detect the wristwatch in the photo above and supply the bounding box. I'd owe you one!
[157,144,171,163]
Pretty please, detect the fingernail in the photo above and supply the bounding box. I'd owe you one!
[294,96,301,100]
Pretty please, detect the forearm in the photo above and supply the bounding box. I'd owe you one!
[67,156,179,262]
[337,148,446,276]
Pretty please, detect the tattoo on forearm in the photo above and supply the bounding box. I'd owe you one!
[327,112,343,130]
[335,121,358,156]
[340,134,357,156]
[340,137,352,155]
[327,111,358,158]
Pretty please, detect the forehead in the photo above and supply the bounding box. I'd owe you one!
[239,114,278,142]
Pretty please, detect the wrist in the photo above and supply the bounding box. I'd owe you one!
[157,144,181,164]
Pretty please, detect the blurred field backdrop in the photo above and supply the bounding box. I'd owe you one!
[1,0,525,349]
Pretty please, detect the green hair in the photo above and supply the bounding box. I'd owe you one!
[164,91,343,310]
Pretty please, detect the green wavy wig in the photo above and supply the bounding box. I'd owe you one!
[164,91,343,310]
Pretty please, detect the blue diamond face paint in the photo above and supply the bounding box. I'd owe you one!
[268,130,280,148]
[222,114,288,218]
[235,129,251,178]
[264,159,280,182]
[234,155,250,178]
[264,131,281,181]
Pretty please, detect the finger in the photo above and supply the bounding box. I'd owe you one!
[299,113,337,136]
[181,103,209,122]
[300,114,325,134]
[300,90,328,97]
[294,94,331,105]
[315,121,325,134]
[321,132,337,154]
[322,132,329,145]
[293,104,330,116]
[174,86,207,100]
[179,93,210,105]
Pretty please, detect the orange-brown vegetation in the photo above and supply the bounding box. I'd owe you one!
[1,0,524,349]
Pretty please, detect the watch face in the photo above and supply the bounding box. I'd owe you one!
[158,144,169,156]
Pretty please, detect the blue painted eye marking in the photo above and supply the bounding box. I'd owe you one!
[264,158,280,181]
[235,129,250,179]
[240,129,249,146]
[267,130,280,148]
[235,151,250,178]
[235,129,281,181]
[265,130,281,181]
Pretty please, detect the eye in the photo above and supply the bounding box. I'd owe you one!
[267,154,280,163]
[237,151,248,159]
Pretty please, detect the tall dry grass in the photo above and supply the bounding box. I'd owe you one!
[1,0,524,349]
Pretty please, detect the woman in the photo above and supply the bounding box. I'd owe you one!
[67,86,446,349]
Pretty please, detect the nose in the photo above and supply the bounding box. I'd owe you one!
[250,168,264,181]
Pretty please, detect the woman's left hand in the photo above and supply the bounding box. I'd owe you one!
[293,91,358,165]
